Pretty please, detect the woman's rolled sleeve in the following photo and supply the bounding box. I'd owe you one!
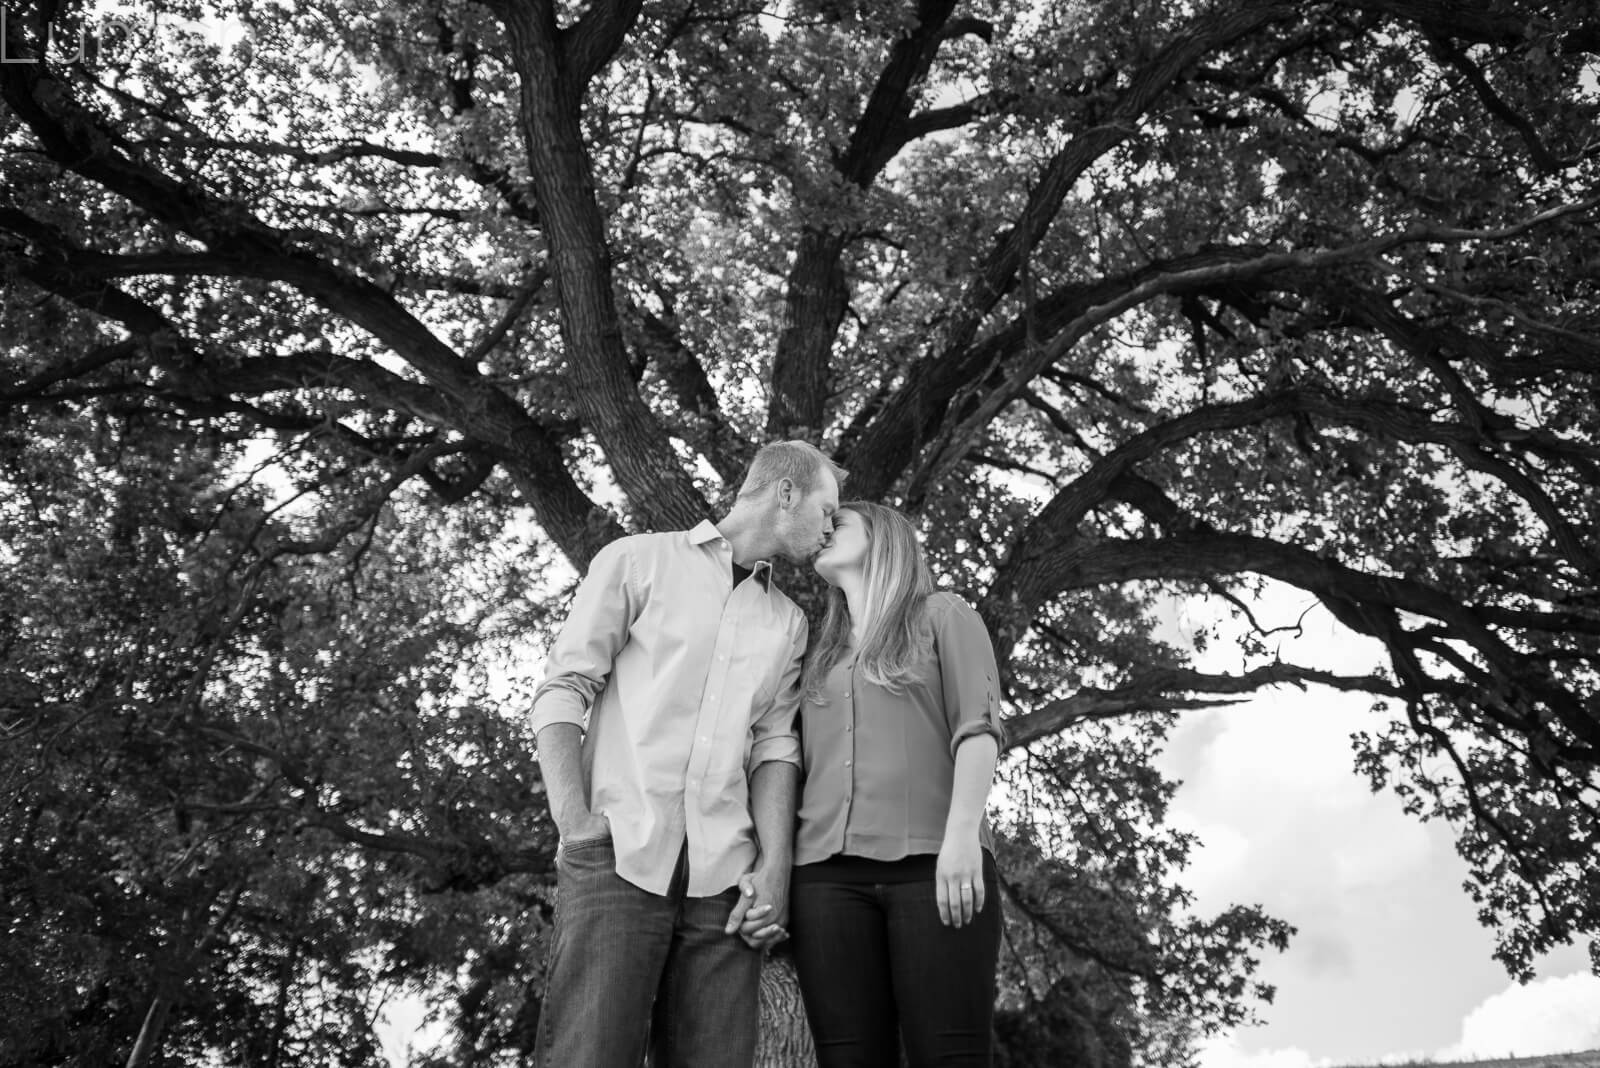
[933,595,1006,757]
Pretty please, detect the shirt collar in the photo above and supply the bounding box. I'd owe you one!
[688,520,723,545]
[689,521,774,591]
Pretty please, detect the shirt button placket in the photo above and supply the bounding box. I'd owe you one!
[846,678,856,768]
[839,661,857,834]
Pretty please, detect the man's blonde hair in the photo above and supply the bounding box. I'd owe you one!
[736,440,848,499]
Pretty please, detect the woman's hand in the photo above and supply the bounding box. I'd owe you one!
[726,865,790,950]
[935,836,986,927]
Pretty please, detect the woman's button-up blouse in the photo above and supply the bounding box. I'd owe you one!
[794,591,1004,866]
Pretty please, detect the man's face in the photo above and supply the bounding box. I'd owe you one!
[812,507,867,582]
[773,471,840,564]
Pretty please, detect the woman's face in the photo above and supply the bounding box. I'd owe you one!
[813,509,869,584]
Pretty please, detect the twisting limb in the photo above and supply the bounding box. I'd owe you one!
[904,197,1600,497]
[1003,663,1403,751]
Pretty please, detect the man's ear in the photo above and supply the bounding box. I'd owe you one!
[775,477,797,510]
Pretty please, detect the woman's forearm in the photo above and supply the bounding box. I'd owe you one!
[944,733,1000,839]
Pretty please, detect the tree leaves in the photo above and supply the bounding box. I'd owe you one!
[4,0,1599,1061]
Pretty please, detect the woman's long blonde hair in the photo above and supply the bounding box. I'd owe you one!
[802,502,934,700]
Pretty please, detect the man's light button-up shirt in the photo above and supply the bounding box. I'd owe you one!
[529,521,806,897]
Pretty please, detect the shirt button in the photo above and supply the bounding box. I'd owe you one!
[843,691,851,698]
[845,725,852,732]
[844,760,852,767]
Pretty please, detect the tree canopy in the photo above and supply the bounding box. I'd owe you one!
[3,0,1598,1063]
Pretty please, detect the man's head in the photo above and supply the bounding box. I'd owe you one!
[730,441,847,564]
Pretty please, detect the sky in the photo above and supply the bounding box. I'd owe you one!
[1153,585,1599,1068]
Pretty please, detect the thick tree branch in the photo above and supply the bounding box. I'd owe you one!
[561,0,647,92]
[900,93,1006,142]
[465,273,550,363]
[936,6,1302,372]
[186,722,554,889]
[767,0,962,437]
[1032,384,1598,574]
[1,337,137,403]
[1335,298,1600,574]
[845,3,1302,493]
[498,0,710,531]
[631,294,751,484]
[135,135,444,169]
[839,243,1270,484]
[0,142,612,560]
[0,65,453,396]
[1430,38,1564,173]
[992,530,1600,755]
[1003,663,1404,751]
[1343,0,1547,46]
[899,198,1600,500]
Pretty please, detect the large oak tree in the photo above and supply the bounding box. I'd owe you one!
[3,0,1598,1063]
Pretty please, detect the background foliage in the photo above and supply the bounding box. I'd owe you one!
[3,0,1598,1063]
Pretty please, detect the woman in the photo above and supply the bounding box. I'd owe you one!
[789,501,1005,1067]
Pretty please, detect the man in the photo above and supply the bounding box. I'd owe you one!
[530,440,845,1068]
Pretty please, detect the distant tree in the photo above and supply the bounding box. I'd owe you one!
[3,0,1598,1062]
[0,409,557,1065]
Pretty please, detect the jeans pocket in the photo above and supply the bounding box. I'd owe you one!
[559,833,614,863]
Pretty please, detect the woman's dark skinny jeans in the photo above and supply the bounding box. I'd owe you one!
[789,853,1001,1068]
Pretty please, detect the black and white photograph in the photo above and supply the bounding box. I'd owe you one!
[2,0,1597,1065]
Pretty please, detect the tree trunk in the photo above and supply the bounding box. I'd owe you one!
[756,955,815,1068]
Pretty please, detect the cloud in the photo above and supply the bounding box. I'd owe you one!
[1161,695,1443,918]
[1437,973,1600,1059]
[1157,578,1594,1066]
[1196,1034,1323,1068]
[1157,687,1594,1063]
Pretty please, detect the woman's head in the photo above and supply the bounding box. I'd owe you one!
[803,501,934,697]
[812,501,918,581]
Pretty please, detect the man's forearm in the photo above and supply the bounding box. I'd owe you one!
[748,760,798,866]
[536,722,590,834]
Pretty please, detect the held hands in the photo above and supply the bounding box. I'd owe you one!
[724,863,790,951]
[935,836,986,927]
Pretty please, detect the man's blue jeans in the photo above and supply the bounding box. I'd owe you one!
[534,835,761,1067]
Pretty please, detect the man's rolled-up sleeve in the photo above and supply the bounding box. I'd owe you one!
[747,613,806,775]
[529,539,636,736]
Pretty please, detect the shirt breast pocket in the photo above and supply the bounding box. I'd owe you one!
[737,626,796,717]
